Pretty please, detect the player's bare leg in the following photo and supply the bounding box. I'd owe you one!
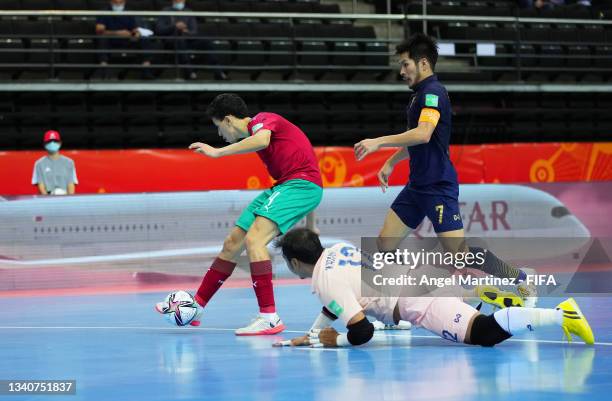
[377,209,411,252]
[437,228,538,307]
[235,216,286,335]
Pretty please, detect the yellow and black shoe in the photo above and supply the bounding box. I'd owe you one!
[476,285,524,309]
[556,298,595,345]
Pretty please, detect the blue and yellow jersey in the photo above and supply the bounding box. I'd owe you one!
[406,75,458,197]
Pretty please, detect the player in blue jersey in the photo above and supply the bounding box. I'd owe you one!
[354,34,538,307]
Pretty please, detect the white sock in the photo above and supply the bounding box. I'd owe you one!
[260,312,279,322]
[493,308,563,336]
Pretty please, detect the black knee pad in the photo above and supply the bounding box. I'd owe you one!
[469,314,511,347]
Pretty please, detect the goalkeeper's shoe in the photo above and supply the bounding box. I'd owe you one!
[476,285,524,309]
[556,298,595,345]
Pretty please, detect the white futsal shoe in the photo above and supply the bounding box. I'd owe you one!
[517,267,539,308]
[235,315,286,336]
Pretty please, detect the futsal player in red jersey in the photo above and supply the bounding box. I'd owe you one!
[156,93,323,335]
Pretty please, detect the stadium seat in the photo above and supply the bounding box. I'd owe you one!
[90,93,122,114]
[0,127,20,150]
[91,124,125,148]
[539,44,565,68]
[594,45,612,68]
[579,25,606,43]
[157,93,192,112]
[218,2,253,13]
[0,0,21,10]
[56,0,88,10]
[566,45,592,68]
[128,0,156,11]
[190,1,218,12]
[21,0,56,10]
[124,92,156,113]
[56,125,92,148]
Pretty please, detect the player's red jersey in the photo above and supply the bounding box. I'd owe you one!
[247,112,323,187]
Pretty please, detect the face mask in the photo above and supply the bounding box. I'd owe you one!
[173,2,185,10]
[111,4,124,12]
[45,142,61,153]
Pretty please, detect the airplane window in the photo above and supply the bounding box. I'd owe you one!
[140,224,144,230]
[62,227,66,232]
[126,225,130,231]
[111,226,115,231]
[34,228,37,233]
[147,224,150,230]
[75,227,80,232]
[54,227,58,233]
[154,224,158,230]
[358,218,362,223]
[133,225,137,230]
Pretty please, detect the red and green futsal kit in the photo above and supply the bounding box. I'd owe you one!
[195,112,323,330]
[236,112,323,234]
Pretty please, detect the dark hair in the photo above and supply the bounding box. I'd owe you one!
[395,33,438,70]
[205,93,249,120]
[275,228,324,265]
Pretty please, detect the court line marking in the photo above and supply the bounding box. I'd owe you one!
[0,326,609,346]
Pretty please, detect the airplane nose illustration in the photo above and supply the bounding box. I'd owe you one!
[550,206,590,238]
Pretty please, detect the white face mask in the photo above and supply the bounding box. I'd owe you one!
[173,2,185,10]
[111,4,125,12]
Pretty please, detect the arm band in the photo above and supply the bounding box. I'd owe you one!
[346,318,375,346]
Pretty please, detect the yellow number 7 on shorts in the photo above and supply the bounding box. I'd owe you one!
[435,204,444,224]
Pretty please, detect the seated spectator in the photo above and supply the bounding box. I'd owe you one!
[32,130,78,196]
[155,0,227,80]
[518,0,565,8]
[95,0,154,79]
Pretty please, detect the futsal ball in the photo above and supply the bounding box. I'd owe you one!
[162,290,198,327]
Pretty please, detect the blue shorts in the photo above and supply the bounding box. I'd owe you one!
[390,186,463,233]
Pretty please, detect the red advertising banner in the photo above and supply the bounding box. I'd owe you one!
[1,142,611,195]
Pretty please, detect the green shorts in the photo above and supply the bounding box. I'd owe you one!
[236,179,323,234]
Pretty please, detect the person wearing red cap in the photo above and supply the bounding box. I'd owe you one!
[31,130,78,196]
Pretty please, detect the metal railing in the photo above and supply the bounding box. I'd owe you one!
[0,9,610,83]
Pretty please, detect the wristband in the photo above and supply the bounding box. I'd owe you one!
[336,333,350,347]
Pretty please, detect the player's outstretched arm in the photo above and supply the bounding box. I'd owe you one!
[189,130,271,158]
[273,306,338,347]
[354,121,436,161]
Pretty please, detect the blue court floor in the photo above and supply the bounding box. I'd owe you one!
[1,285,611,401]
